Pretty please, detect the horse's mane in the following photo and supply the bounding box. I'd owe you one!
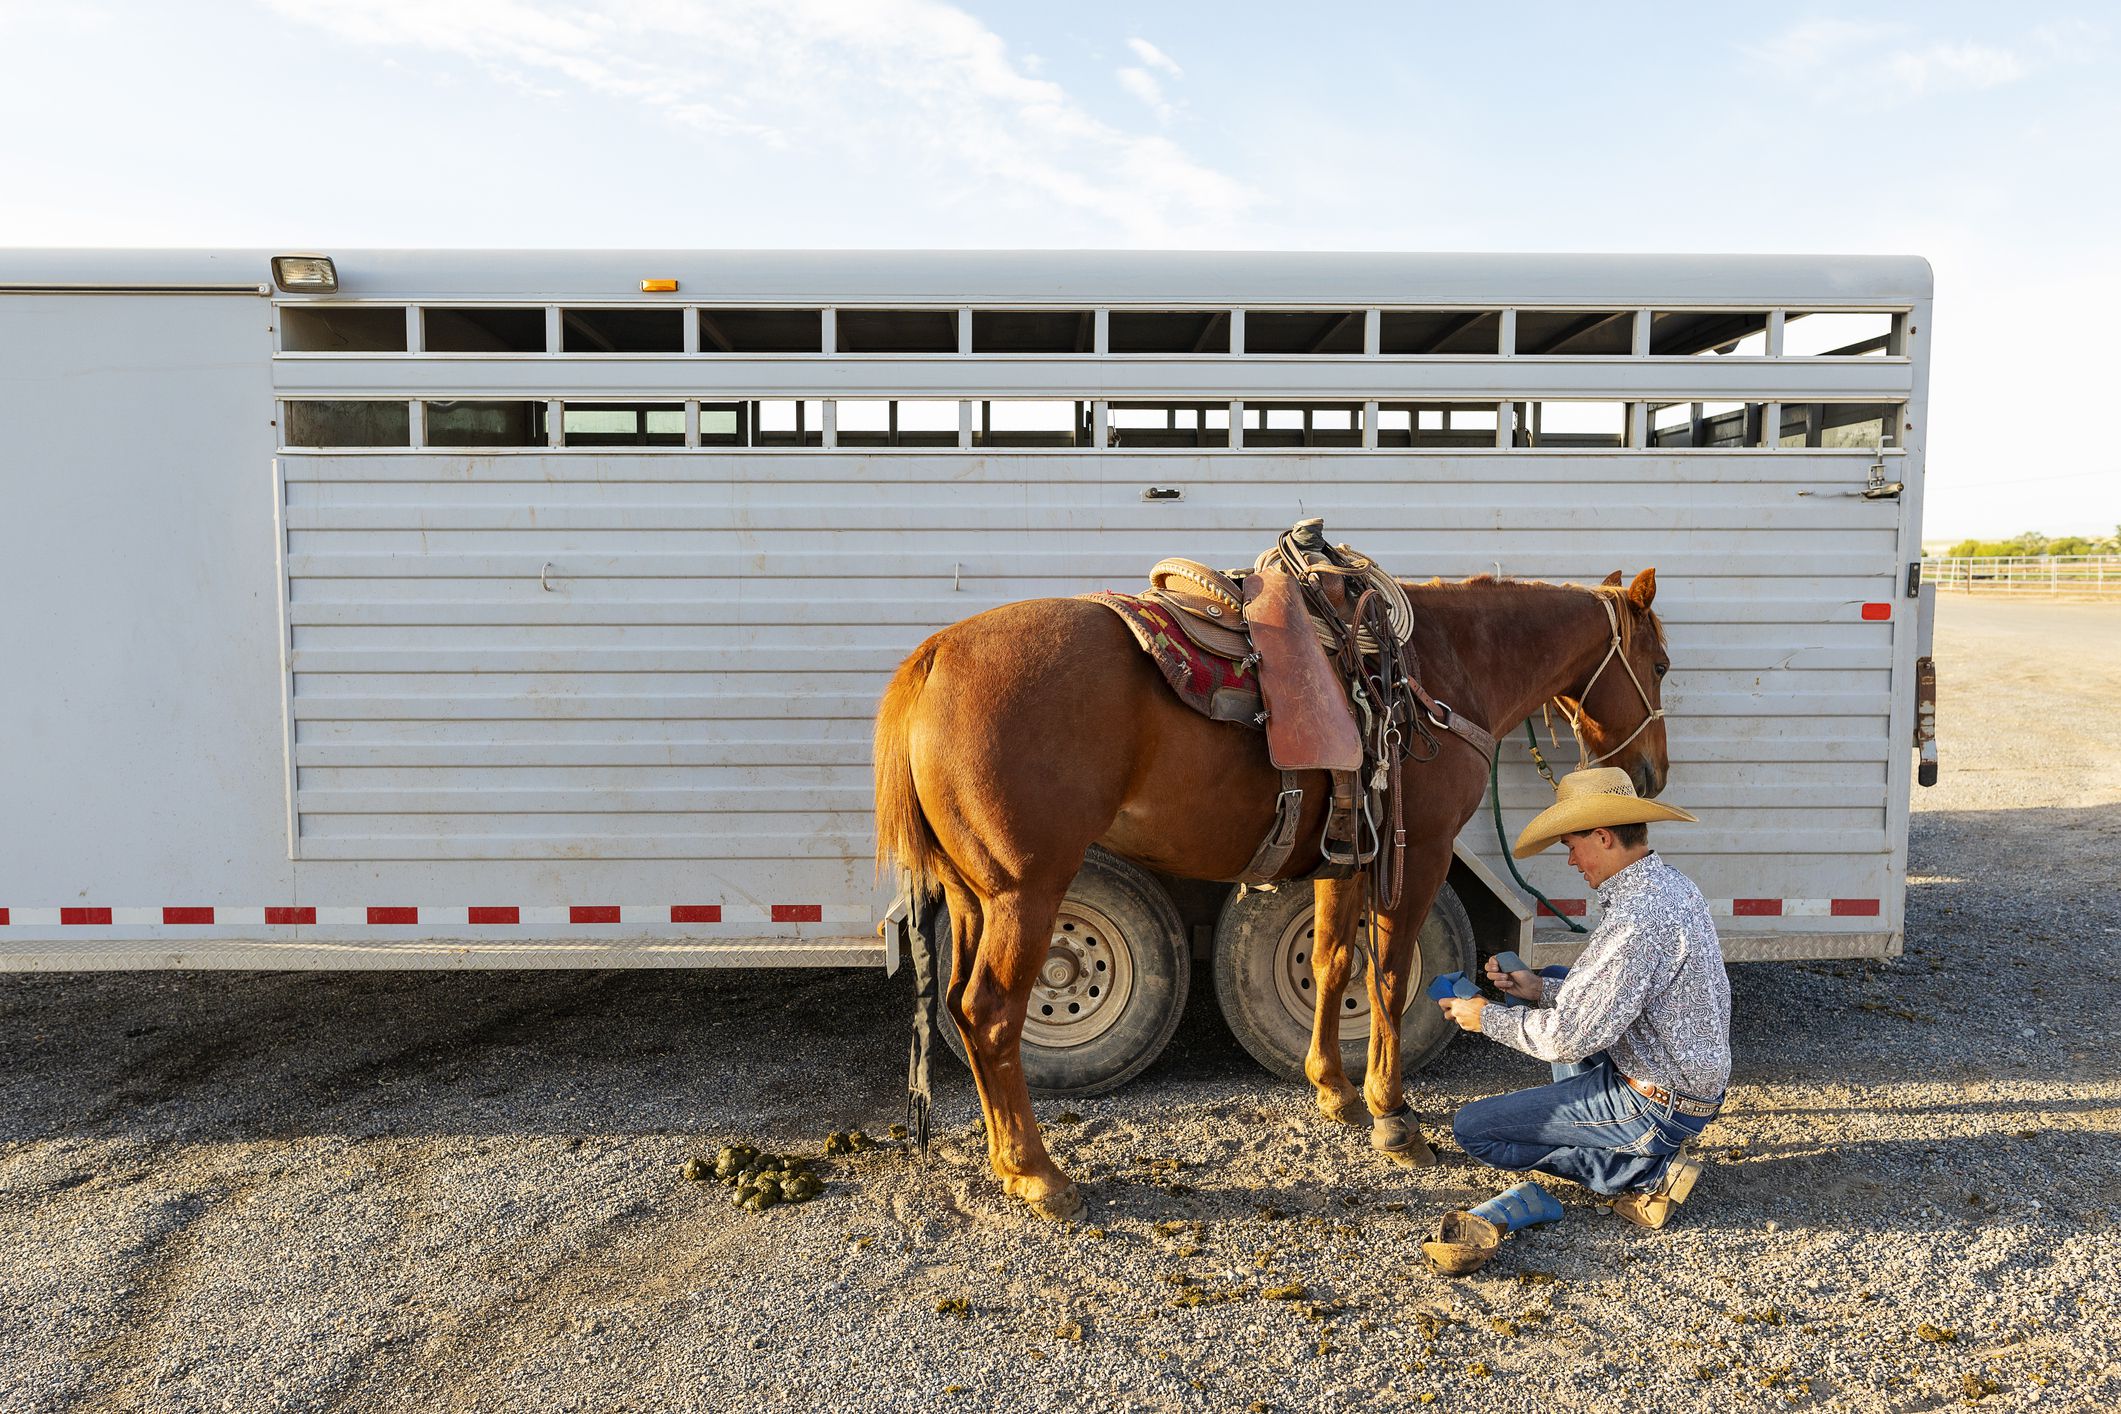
[1401,572,1667,652]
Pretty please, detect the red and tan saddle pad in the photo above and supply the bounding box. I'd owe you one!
[1242,568,1362,772]
[1079,592,1262,726]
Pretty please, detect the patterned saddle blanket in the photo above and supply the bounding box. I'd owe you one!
[1080,591,1262,727]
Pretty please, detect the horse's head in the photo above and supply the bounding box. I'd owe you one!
[1559,569,1671,799]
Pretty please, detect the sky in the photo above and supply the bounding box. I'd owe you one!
[2,0,2114,540]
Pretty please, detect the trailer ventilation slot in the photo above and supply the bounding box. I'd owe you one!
[836,399,960,448]
[1242,402,1365,448]
[282,307,407,353]
[285,400,411,447]
[1513,311,1634,357]
[1106,402,1230,448]
[423,308,546,353]
[1378,310,1501,355]
[1108,310,1231,354]
[1243,311,1364,355]
[561,403,685,447]
[834,310,959,354]
[972,311,1095,354]
[1651,311,1769,357]
[423,401,548,447]
[972,400,1093,448]
[1784,311,1897,357]
[1376,402,1499,447]
[697,309,823,353]
[563,308,683,353]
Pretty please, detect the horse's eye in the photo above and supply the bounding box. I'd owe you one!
[1653,663,1668,678]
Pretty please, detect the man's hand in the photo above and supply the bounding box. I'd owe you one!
[1484,957,1543,1002]
[1437,995,1486,1032]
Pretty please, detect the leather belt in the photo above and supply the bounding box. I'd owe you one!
[1626,1075,1722,1119]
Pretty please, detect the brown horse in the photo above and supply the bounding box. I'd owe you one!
[874,569,1671,1219]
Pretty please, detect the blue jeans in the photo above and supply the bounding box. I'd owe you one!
[1451,1052,1718,1195]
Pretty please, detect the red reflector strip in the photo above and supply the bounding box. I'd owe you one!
[367,906,417,925]
[772,904,823,923]
[61,907,112,925]
[266,906,316,925]
[1732,898,1783,916]
[570,905,621,924]
[163,907,215,925]
[469,906,519,925]
[1540,898,1587,918]
[671,905,722,923]
[1831,898,1881,916]
[1860,602,1891,621]
[0,909,10,925]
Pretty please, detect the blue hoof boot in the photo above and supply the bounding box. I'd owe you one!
[1468,1180,1564,1233]
[1425,971,1477,1002]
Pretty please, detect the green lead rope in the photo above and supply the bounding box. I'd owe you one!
[1490,720,1589,934]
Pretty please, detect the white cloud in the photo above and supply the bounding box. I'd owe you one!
[265,0,1251,241]
[1749,20,2054,103]
[1126,36,1182,78]
[1118,66,1173,123]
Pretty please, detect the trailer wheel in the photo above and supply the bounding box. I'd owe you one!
[935,849,1190,1097]
[1212,881,1475,1084]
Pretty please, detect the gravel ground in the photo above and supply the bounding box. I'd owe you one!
[3,596,2117,1413]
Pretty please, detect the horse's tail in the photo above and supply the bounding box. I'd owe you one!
[874,633,949,904]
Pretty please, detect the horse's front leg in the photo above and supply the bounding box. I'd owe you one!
[1360,854,1453,1165]
[1304,876,1369,1125]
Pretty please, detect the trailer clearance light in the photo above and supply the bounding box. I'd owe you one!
[640,278,679,292]
[1861,602,1892,620]
[270,255,338,293]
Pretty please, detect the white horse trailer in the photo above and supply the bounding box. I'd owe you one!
[0,250,1934,1083]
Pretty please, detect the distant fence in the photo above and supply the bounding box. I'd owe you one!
[1924,555,2121,597]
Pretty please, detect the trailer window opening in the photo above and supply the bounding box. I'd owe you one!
[1242,402,1365,448]
[1511,401,1631,448]
[1377,310,1502,355]
[1650,311,1769,356]
[422,308,546,354]
[1783,311,1896,357]
[285,400,411,447]
[1107,402,1231,448]
[1778,402,1901,448]
[1243,311,1364,355]
[1375,402,1499,448]
[1108,310,1232,354]
[973,400,1092,447]
[751,399,824,447]
[835,399,960,448]
[561,403,685,447]
[1650,401,1755,449]
[281,306,407,353]
[423,400,548,447]
[972,311,1095,354]
[834,310,959,354]
[562,308,683,354]
[1513,311,1634,357]
[696,308,823,353]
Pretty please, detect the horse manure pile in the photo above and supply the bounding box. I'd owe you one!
[685,1144,826,1211]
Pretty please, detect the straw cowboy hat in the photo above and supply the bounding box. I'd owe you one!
[1512,767,1698,858]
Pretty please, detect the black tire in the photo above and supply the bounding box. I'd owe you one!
[935,849,1191,1097]
[1211,880,1476,1084]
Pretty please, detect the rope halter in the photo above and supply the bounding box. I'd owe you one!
[1556,591,1665,767]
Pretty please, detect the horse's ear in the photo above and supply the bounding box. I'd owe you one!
[1601,570,1623,587]
[1628,567,1657,609]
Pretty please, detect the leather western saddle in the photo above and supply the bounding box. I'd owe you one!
[1089,519,1496,899]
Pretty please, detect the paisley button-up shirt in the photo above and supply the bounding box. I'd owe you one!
[1480,851,1732,1098]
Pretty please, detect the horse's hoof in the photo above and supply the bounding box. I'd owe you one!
[1027,1184,1086,1222]
[1317,1091,1368,1126]
[1372,1111,1438,1166]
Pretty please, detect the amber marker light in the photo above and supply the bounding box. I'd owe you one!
[640,278,679,293]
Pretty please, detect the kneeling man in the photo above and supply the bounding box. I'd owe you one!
[1437,768,1729,1229]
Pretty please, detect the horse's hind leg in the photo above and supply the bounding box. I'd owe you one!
[1305,876,1369,1126]
[945,881,1085,1220]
